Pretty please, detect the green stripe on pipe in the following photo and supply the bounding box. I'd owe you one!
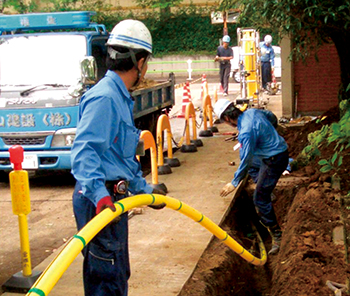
[116,202,125,213]
[28,288,46,296]
[176,201,182,211]
[73,235,86,247]
[221,233,228,241]
[197,214,204,223]
[150,194,156,205]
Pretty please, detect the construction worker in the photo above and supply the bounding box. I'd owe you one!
[259,35,275,91]
[213,99,289,255]
[71,20,165,296]
[214,35,233,96]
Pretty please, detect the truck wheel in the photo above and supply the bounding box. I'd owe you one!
[233,71,240,83]
[0,170,9,183]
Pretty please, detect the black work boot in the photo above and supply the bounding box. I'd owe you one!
[260,222,282,255]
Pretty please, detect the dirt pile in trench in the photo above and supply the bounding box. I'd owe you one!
[271,105,350,295]
[180,105,350,295]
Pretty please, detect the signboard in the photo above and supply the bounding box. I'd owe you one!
[211,10,240,24]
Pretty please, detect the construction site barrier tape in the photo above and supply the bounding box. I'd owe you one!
[26,194,267,296]
[174,76,202,89]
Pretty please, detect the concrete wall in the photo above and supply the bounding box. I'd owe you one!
[146,55,218,80]
[281,37,294,118]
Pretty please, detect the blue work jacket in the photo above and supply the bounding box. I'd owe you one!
[259,42,275,66]
[71,70,153,206]
[232,109,288,187]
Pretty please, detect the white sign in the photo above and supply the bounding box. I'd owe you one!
[22,154,39,169]
[211,10,240,24]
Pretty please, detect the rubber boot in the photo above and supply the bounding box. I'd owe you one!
[260,222,282,255]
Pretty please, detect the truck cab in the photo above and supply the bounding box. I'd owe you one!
[0,11,108,177]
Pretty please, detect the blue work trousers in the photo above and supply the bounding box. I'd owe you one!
[72,182,130,296]
[261,61,272,89]
[253,150,289,227]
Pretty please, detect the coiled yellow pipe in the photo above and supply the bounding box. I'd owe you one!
[27,194,267,296]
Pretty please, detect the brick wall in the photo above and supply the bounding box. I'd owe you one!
[294,43,340,115]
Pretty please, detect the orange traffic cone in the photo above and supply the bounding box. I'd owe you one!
[213,86,218,103]
[219,84,224,94]
[186,81,192,101]
[177,84,191,118]
[200,74,207,100]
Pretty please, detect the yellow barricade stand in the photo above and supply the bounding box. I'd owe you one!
[156,114,180,175]
[137,130,167,193]
[3,145,41,292]
[181,101,201,152]
[199,94,218,137]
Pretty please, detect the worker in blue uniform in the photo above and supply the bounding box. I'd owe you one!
[214,99,289,255]
[71,20,165,296]
[259,35,275,90]
[246,109,278,183]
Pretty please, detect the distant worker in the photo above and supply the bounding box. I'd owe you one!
[259,35,275,91]
[71,19,165,296]
[214,99,289,255]
[214,35,234,96]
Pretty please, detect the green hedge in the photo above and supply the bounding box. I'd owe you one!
[92,7,240,56]
[4,1,276,57]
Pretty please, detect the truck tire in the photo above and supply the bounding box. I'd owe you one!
[0,170,9,183]
[233,70,240,83]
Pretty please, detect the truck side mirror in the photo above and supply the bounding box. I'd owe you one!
[80,56,97,85]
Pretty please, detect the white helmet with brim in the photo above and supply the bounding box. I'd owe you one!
[107,19,152,54]
[214,99,234,120]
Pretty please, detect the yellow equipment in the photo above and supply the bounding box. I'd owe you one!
[236,28,261,107]
[3,145,41,291]
[26,194,267,296]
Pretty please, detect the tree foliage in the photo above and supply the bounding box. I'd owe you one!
[233,0,350,102]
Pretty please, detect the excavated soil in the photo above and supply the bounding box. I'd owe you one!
[180,105,350,295]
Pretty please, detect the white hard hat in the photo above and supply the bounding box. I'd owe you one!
[264,35,272,44]
[214,99,233,120]
[222,35,231,43]
[107,19,152,54]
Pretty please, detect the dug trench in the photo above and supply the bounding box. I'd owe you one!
[179,106,350,296]
[179,174,350,296]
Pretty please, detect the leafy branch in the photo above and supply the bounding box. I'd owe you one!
[299,100,350,175]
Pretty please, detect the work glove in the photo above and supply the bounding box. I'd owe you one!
[96,196,116,214]
[148,188,167,210]
[220,183,236,197]
[96,196,121,224]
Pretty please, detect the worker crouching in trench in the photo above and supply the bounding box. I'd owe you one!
[214,99,289,255]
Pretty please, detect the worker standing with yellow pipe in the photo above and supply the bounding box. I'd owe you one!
[70,20,166,296]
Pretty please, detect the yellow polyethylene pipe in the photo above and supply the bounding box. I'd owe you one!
[27,194,267,296]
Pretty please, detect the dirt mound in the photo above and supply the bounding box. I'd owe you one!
[270,105,350,295]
